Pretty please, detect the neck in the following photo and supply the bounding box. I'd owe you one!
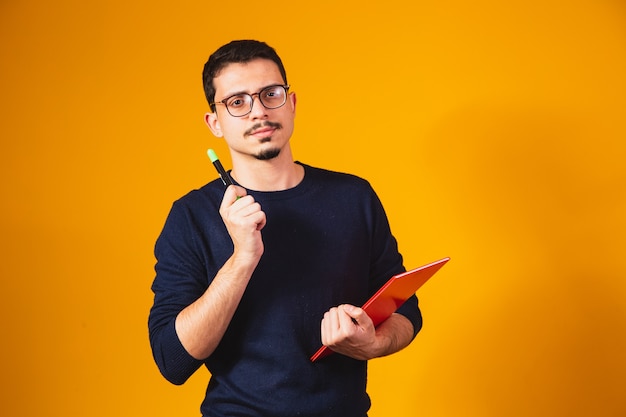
[230,148,304,191]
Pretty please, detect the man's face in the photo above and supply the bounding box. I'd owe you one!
[205,58,296,161]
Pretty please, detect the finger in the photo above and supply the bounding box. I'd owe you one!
[321,308,339,345]
[321,312,330,345]
[229,198,266,231]
[220,185,246,211]
[327,307,341,331]
[342,305,375,335]
[254,211,267,231]
[338,305,360,329]
[242,210,266,231]
[232,199,262,218]
[340,305,366,325]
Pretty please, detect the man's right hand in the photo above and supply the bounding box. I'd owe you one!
[219,185,266,265]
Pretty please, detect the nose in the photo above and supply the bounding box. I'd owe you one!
[248,93,268,119]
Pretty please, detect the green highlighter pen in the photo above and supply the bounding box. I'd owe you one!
[207,149,234,187]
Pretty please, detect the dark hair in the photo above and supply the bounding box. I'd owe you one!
[202,40,288,112]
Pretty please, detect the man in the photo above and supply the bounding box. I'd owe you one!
[148,40,422,417]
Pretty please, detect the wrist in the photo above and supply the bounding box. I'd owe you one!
[229,249,261,275]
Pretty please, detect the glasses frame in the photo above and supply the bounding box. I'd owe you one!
[210,84,291,117]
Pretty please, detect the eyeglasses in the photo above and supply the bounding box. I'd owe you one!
[211,84,290,117]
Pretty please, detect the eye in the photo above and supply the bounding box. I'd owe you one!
[227,95,247,108]
[262,86,282,100]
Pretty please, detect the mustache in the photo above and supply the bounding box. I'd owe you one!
[244,121,282,137]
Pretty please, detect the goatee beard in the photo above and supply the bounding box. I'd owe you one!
[244,121,283,161]
[255,147,280,161]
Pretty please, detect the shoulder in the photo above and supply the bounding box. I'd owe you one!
[299,164,388,218]
[173,178,224,208]
[164,178,225,225]
[156,178,228,255]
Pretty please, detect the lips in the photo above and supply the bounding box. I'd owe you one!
[249,127,275,136]
[244,121,282,138]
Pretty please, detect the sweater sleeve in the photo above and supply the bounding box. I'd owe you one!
[148,200,208,385]
[396,294,423,338]
[366,184,423,339]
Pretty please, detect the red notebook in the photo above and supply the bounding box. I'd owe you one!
[310,257,450,362]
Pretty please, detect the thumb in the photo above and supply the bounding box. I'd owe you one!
[340,304,363,323]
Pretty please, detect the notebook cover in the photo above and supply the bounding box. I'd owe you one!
[310,257,450,362]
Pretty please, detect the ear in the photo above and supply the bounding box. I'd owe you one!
[289,92,297,116]
[204,112,223,137]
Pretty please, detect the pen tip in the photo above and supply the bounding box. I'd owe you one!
[207,148,218,162]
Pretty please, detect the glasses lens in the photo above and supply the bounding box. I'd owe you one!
[222,85,288,117]
[225,94,252,117]
[259,85,287,109]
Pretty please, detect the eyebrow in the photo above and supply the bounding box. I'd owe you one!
[218,83,284,102]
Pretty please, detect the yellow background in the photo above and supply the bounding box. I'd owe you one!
[1,0,625,416]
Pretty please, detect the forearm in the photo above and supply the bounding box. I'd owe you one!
[369,313,415,358]
[176,185,266,360]
[175,254,258,360]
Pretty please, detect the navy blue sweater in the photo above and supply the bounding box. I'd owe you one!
[148,163,422,417]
